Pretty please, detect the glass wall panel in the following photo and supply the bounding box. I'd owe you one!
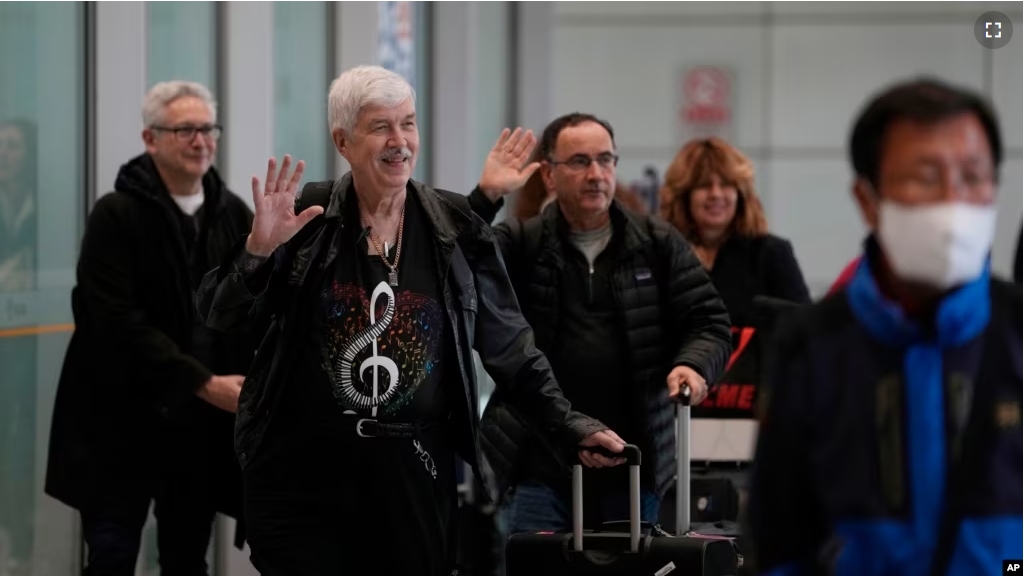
[0,2,85,575]
[147,2,217,90]
[413,2,431,183]
[273,2,332,182]
[472,3,511,413]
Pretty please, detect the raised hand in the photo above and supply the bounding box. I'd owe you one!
[245,155,323,257]
[477,127,542,202]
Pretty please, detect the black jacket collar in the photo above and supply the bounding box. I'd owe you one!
[541,198,651,256]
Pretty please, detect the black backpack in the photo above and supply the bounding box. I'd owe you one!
[295,180,334,213]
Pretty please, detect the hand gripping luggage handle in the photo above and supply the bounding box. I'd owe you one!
[675,387,692,535]
[574,443,642,553]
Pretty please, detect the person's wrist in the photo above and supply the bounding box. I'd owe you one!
[476,183,506,203]
[244,236,274,258]
[196,376,214,398]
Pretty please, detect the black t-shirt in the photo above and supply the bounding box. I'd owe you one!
[267,189,451,438]
[318,191,450,421]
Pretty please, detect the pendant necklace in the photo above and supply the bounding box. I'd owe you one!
[362,207,405,287]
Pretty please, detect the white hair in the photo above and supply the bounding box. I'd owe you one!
[142,81,217,127]
[327,65,416,135]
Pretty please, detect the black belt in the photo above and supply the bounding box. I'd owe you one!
[349,417,439,438]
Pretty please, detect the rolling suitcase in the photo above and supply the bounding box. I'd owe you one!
[505,389,739,576]
[669,388,748,573]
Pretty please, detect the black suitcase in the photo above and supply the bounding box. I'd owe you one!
[506,391,740,576]
[668,393,748,574]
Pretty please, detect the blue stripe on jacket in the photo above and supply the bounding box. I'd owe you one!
[827,256,1015,576]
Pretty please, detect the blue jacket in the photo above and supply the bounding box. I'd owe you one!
[747,240,1023,576]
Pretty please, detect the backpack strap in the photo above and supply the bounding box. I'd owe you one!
[295,180,334,214]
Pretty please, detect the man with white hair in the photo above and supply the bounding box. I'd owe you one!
[198,65,627,575]
[45,81,253,575]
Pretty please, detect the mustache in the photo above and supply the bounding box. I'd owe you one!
[378,147,412,162]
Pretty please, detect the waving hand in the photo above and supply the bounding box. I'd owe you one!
[245,155,322,256]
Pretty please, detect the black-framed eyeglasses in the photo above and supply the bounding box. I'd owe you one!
[152,124,223,142]
[548,153,619,172]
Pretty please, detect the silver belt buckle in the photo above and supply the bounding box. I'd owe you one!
[356,418,375,438]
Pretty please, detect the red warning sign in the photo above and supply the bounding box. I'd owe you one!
[681,66,732,125]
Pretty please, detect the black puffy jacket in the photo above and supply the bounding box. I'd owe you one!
[470,191,733,499]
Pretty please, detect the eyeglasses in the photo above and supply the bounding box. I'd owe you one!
[548,153,619,173]
[152,124,223,142]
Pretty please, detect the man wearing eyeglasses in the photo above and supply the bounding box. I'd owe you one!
[45,81,252,575]
[467,113,733,540]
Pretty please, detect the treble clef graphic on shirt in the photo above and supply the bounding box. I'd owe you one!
[335,281,400,415]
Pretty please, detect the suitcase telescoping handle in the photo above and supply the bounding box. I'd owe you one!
[675,386,692,536]
[574,443,643,553]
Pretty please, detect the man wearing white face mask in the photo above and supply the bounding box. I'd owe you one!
[746,78,1022,576]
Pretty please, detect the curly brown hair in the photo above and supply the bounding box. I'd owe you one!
[658,137,767,241]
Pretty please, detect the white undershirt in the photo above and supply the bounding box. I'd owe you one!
[171,188,205,216]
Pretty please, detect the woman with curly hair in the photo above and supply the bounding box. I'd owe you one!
[659,137,810,327]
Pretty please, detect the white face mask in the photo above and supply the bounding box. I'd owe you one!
[876,200,996,290]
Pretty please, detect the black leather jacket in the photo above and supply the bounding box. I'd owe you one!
[196,174,608,502]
